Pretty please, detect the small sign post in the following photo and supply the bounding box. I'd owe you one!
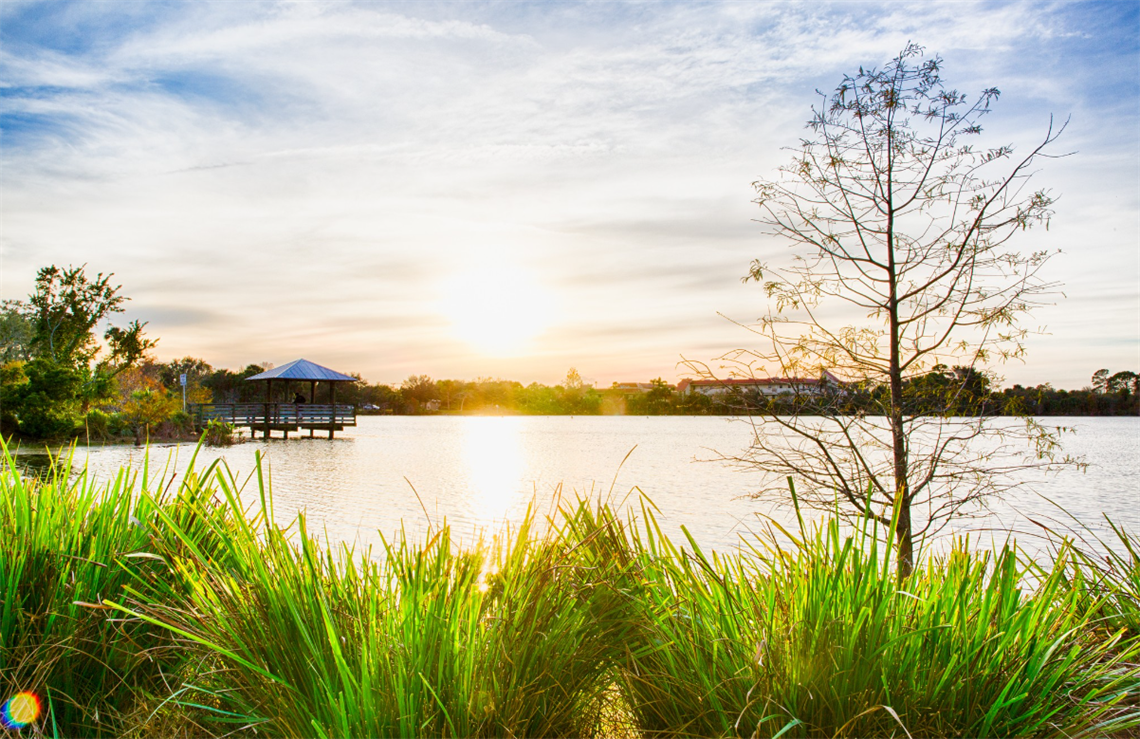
[180,373,188,412]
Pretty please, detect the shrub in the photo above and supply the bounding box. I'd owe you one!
[8,359,84,439]
[107,411,129,437]
[121,387,180,443]
[161,409,194,438]
[81,409,111,441]
[202,419,235,446]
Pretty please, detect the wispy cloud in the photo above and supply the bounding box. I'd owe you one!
[1,1,1136,387]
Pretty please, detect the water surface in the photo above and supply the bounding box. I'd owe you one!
[12,415,1138,556]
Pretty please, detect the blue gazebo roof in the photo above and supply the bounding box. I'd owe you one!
[245,358,357,382]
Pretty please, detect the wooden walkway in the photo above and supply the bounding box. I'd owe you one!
[189,403,357,438]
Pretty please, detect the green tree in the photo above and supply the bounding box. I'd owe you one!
[709,45,1074,577]
[557,368,600,414]
[0,361,29,434]
[563,367,585,392]
[29,265,153,373]
[1107,371,1139,396]
[904,365,995,415]
[7,265,156,437]
[121,386,180,445]
[1091,368,1111,393]
[436,379,471,411]
[518,382,561,414]
[153,356,212,388]
[644,378,676,415]
[467,377,523,412]
[0,300,34,363]
[203,364,267,403]
[627,379,677,415]
[151,357,214,405]
[401,375,438,412]
[7,359,83,438]
[359,382,402,412]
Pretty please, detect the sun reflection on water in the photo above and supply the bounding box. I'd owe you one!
[462,417,526,530]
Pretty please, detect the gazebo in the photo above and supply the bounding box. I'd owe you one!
[190,358,359,439]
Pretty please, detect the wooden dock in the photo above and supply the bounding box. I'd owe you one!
[189,403,357,439]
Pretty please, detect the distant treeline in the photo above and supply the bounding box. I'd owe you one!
[6,264,1133,443]
[139,362,691,416]
[147,359,1140,417]
[6,350,1135,443]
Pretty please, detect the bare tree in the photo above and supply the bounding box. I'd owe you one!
[695,44,1078,577]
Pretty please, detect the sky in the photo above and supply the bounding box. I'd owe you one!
[2,1,1137,389]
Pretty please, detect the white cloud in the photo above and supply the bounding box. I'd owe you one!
[1,1,1136,387]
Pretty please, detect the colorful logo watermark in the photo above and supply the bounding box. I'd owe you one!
[1,692,42,731]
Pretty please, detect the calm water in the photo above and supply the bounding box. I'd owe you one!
[11,416,1139,555]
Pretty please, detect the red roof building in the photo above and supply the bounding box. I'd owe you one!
[677,371,843,397]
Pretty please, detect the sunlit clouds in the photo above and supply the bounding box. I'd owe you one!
[1,1,1136,387]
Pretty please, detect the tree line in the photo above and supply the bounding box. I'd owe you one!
[1,265,1136,442]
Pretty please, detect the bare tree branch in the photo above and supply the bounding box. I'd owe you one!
[702,45,1076,579]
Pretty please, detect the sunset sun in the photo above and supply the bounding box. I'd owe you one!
[440,266,553,356]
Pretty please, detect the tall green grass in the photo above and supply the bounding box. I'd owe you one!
[613,504,1140,738]
[1039,511,1140,638]
[0,440,242,737]
[3,439,1138,737]
[1093,520,1140,635]
[115,477,641,738]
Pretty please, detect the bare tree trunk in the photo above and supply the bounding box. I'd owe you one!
[729,46,1070,583]
[889,335,915,576]
[888,329,913,578]
[885,156,914,580]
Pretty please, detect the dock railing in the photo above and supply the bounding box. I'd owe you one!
[189,403,357,430]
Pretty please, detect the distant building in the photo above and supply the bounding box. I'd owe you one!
[677,370,843,397]
[610,382,662,394]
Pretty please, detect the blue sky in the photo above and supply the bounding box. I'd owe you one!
[2,0,1137,388]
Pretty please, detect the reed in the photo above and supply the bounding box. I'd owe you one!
[1097,520,1140,635]
[1017,501,1140,641]
[3,441,1138,738]
[0,439,241,737]
[116,470,641,738]
[1060,517,1140,638]
[611,502,1140,738]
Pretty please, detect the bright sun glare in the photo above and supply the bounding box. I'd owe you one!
[440,266,553,355]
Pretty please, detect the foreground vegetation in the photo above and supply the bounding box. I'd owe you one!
[3,440,1138,738]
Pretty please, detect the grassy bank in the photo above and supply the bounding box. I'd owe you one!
[2,440,1138,738]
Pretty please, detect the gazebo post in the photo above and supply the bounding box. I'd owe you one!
[263,378,271,440]
[287,380,296,429]
[329,383,337,439]
[309,380,317,437]
[282,380,289,439]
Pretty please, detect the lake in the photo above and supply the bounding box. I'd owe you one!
[10,415,1139,557]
